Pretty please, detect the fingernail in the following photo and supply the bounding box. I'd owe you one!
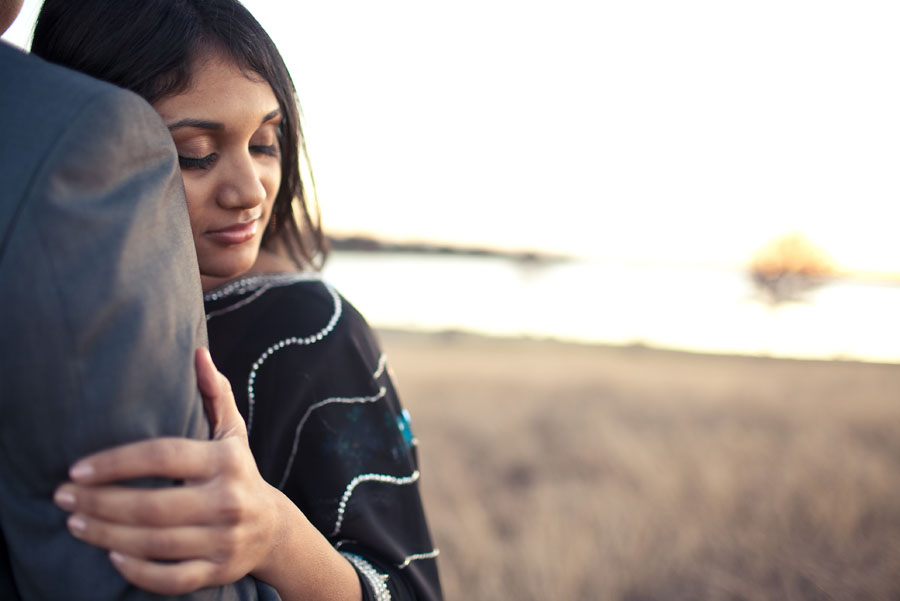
[109,551,124,565]
[54,489,76,511]
[70,462,94,481]
[67,514,86,535]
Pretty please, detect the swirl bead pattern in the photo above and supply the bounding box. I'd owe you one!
[332,471,421,537]
[244,281,342,432]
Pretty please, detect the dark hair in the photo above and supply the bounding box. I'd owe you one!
[32,0,327,270]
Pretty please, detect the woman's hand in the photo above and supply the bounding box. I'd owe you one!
[52,348,281,595]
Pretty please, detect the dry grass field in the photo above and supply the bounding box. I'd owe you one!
[377,330,900,601]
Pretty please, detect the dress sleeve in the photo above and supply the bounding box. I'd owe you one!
[0,85,262,601]
[246,290,442,601]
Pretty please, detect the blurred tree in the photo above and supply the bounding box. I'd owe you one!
[749,232,836,305]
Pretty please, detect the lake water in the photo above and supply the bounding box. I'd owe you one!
[323,251,900,364]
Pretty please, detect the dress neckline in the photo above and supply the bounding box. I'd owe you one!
[203,272,321,302]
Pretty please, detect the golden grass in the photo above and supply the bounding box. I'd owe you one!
[378,330,900,601]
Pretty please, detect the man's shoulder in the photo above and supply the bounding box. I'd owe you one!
[0,40,167,160]
[0,42,175,234]
[1,41,113,108]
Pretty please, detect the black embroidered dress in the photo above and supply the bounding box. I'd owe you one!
[204,273,441,601]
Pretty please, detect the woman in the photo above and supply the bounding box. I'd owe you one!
[32,2,441,600]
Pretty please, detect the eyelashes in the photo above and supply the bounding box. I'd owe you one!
[251,144,279,158]
[178,145,279,171]
[179,154,217,170]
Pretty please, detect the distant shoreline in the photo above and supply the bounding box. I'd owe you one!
[374,326,900,367]
[327,234,571,264]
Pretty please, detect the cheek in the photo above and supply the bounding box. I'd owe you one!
[263,166,282,213]
[268,165,282,197]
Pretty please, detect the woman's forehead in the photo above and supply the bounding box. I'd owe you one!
[154,51,278,121]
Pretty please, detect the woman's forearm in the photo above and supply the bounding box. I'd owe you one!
[253,485,362,601]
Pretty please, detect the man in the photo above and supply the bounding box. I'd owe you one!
[0,2,272,598]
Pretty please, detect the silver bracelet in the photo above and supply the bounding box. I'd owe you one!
[341,552,391,601]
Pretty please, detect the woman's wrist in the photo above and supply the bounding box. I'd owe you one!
[252,485,362,601]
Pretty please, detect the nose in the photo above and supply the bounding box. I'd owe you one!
[216,151,267,210]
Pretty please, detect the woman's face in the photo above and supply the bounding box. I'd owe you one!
[153,50,282,290]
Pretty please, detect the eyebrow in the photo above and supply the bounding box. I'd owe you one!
[167,109,282,132]
[167,118,224,132]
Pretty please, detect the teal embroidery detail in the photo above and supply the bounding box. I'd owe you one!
[397,409,415,447]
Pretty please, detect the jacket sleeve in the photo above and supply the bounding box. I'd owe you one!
[0,85,266,601]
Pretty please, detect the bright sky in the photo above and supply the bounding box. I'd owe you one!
[6,1,900,273]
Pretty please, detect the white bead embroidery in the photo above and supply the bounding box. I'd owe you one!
[245,281,342,433]
[206,284,272,320]
[277,387,388,490]
[372,353,388,380]
[331,471,420,537]
[397,549,441,569]
[203,272,321,302]
[341,552,391,601]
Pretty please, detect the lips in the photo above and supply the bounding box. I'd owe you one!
[206,220,259,245]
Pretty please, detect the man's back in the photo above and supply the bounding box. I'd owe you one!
[0,41,269,600]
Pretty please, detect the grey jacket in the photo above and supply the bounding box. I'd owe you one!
[0,42,275,600]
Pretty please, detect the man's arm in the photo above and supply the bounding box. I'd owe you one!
[0,85,265,600]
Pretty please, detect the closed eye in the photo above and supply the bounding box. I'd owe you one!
[179,153,217,170]
[251,144,279,158]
